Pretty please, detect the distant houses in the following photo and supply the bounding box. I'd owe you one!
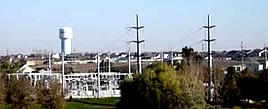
[213,48,268,73]
[1,47,267,74]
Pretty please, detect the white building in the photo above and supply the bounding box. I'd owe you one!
[17,65,35,74]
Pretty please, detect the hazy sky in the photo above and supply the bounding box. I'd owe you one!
[0,0,267,55]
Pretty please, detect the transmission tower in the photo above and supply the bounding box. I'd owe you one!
[264,44,267,69]
[130,14,144,74]
[241,41,244,69]
[203,15,216,102]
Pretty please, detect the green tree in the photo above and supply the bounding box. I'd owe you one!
[7,77,38,109]
[117,62,206,109]
[68,67,74,74]
[0,61,20,73]
[175,47,204,80]
[212,67,225,104]
[259,69,268,104]
[181,46,195,59]
[238,68,263,102]
[0,74,7,109]
[220,67,240,107]
[36,79,64,109]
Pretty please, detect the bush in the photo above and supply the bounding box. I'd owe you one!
[117,62,206,109]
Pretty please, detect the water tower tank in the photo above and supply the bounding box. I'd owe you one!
[59,26,73,55]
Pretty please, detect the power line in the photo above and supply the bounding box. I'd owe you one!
[173,27,203,49]
[107,43,129,53]
[100,27,131,53]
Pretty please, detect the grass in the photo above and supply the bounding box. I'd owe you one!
[76,97,119,105]
[64,97,119,109]
[64,102,115,109]
[1,98,119,109]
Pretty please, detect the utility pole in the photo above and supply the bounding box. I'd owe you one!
[128,47,131,78]
[61,53,65,95]
[108,53,111,73]
[171,45,174,66]
[241,41,244,69]
[48,52,52,73]
[161,50,164,62]
[202,43,205,52]
[6,49,9,56]
[264,44,267,69]
[203,15,216,102]
[130,14,144,74]
[97,51,101,98]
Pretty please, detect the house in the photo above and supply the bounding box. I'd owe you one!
[227,50,241,59]
[247,49,265,57]
[119,52,128,58]
[52,53,60,59]
[246,62,263,73]
[16,53,23,59]
[226,50,253,60]
[117,57,128,63]
[38,69,50,73]
[17,64,35,74]
[141,52,159,60]
[25,58,42,66]
[232,65,246,72]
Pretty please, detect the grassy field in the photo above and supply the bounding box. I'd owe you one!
[64,102,115,109]
[64,97,119,109]
[1,98,119,109]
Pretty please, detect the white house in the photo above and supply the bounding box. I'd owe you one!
[232,65,246,72]
[52,53,60,59]
[246,62,263,73]
[17,65,35,74]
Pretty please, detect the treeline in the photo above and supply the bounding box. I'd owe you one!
[220,67,268,108]
[0,74,64,109]
[116,47,268,109]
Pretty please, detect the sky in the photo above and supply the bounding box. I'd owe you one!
[0,0,267,55]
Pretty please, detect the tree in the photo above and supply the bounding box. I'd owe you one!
[0,74,7,109]
[181,46,195,59]
[0,61,20,73]
[7,77,38,109]
[68,67,74,73]
[36,79,64,109]
[212,67,225,104]
[259,69,268,104]
[220,67,240,107]
[117,62,206,109]
[238,68,263,102]
[175,47,204,80]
